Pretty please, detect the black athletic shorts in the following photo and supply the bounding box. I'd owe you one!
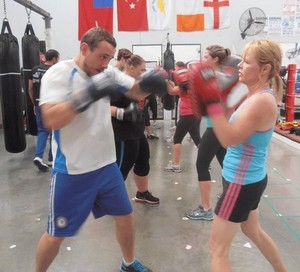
[215,176,267,223]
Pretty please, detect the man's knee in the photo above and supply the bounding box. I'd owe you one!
[114,213,135,226]
[42,233,65,247]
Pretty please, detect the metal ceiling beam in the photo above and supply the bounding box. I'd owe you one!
[12,0,52,28]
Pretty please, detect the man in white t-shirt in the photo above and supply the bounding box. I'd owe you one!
[35,27,168,272]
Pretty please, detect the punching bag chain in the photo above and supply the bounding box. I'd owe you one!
[25,7,32,23]
[166,33,170,43]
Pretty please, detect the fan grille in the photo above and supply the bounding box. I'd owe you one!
[239,8,267,39]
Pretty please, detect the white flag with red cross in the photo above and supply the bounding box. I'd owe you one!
[203,0,231,29]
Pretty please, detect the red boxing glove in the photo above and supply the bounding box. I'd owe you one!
[216,55,246,107]
[188,61,221,104]
[172,68,189,92]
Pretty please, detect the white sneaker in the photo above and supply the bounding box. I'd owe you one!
[169,126,176,132]
[166,136,174,143]
[186,135,192,141]
[33,157,49,172]
[164,162,182,173]
[47,161,53,167]
[152,122,160,129]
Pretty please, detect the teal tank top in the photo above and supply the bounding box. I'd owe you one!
[222,90,275,185]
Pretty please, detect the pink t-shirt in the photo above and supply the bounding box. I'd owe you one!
[179,91,194,116]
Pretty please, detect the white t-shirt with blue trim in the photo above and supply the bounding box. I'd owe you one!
[40,60,134,175]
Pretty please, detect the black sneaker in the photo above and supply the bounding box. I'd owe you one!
[134,191,160,204]
[33,157,49,172]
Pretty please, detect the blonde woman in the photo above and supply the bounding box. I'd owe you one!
[189,39,287,271]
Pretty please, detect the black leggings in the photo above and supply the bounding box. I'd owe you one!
[147,93,158,120]
[115,135,150,180]
[196,128,226,181]
[143,106,151,127]
[143,93,158,126]
[173,115,201,146]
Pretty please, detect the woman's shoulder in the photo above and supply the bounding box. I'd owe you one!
[252,90,277,108]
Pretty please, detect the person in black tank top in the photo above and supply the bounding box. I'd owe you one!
[111,54,160,204]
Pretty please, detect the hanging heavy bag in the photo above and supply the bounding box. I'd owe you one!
[22,22,40,136]
[0,19,26,153]
[162,42,175,111]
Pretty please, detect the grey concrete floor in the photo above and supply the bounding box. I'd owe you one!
[1,120,300,272]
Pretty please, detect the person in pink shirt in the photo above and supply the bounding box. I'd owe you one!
[164,61,201,173]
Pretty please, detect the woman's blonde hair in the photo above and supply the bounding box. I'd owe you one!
[244,39,283,102]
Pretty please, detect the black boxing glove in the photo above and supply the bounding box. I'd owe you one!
[138,69,168,96]
[116,102,140,123]
[216,55,249,108]
[68,72,118,113]
[216,55,241,102]
[217,56,240,88]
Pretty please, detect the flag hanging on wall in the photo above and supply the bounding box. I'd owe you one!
[78,0,113,40]
[117,0,148,31]
[176,0,205,32]
[203,0,230,29]
[147,0,173,30]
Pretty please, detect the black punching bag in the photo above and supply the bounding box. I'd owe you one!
[22,22,40,136]
[162,41,175,110]
[0,19,26,153]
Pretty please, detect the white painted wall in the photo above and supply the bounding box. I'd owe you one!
[0,0,300,126]
[0,0,299,126]
[0,0,297,62]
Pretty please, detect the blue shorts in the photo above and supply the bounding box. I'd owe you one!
[47,163,133,237]
[215,176,267,223]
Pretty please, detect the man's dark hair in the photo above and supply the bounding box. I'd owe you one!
[175,61,186,68]
[45,49,60,61]
[81,27,117,51]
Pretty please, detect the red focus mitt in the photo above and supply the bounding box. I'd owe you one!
[171,68,189,92]
[188,61,222,117]
[188,61,221,104]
